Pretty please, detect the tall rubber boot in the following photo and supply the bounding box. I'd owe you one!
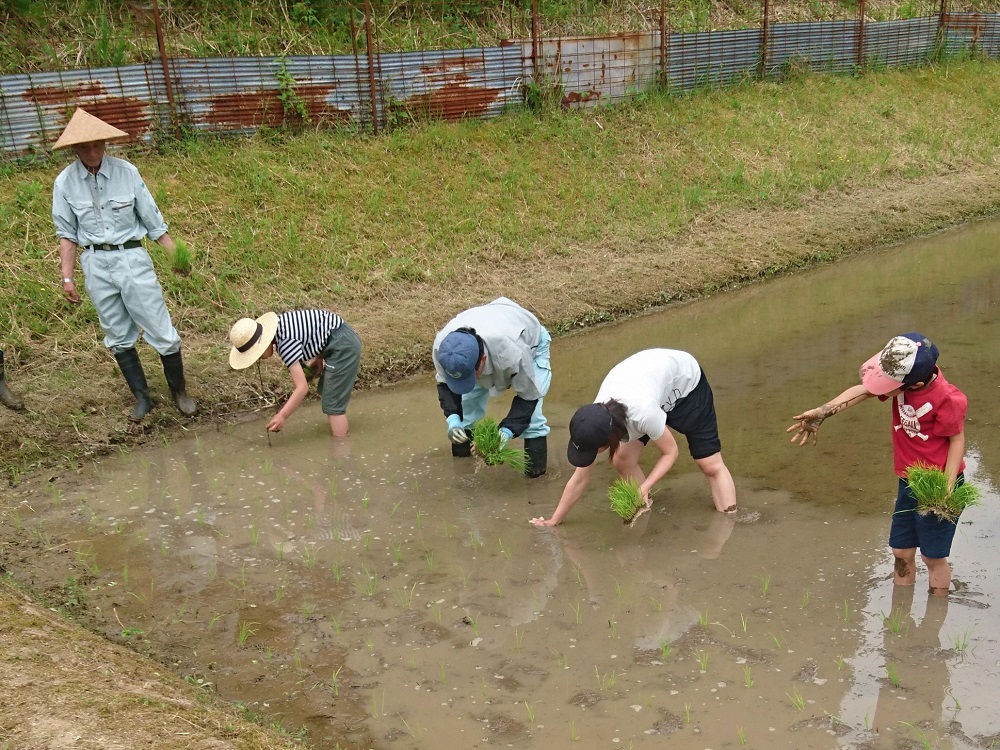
[114,348,155,422]
[452,429,472,457]
[524,436,547,478]
[160,351,197,416]
[0,351,24,411]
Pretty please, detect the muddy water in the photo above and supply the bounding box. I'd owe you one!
[8,219,1000,749]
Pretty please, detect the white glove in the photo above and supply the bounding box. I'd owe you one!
[446,414,470,444]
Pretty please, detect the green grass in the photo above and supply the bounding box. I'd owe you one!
[904,463,981,522]
[608,477,644,521]
[470,417,529,472]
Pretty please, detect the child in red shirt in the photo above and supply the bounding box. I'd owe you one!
[787,332,968,596]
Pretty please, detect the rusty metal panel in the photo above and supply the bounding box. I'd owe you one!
[532,34,659,108]
[863,18,940,67]
[941,13,1000,56]
[0,64,167,155]
[374,46,525,124]
[767,21,860,76]
[665,29,762,92]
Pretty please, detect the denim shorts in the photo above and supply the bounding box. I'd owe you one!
[888,475,963,559]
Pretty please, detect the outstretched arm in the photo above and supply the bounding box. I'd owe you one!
[530,465,594,527]
[267,361,310,432]
[786,384,872,446]
[639,429,680,500]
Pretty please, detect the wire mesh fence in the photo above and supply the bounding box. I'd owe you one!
[1,0,998,156]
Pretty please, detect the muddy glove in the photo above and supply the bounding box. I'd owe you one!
[446,414,469,444]
[498,427,513,448]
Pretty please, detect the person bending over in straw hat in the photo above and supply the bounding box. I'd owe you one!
[229,310,362,436]
[530,348,737,527]
[51,108,196,422]
[432,297,551,477]
[787,332,968,596]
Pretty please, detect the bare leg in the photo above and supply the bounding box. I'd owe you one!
[693,452,737,513]
[892,547,917,585]
[328,414,349,437]
[922,555,951,596]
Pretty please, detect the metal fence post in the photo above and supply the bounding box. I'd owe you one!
[364,0,379,134]
[760,0,771,79]
[659,0,667,89]
[151,0,180,140]
[857,0,867,69]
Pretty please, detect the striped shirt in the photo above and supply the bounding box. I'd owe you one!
[274,310,342,368]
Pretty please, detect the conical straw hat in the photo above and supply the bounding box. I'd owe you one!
[52,108,129,150]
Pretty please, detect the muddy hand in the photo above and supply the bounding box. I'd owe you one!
[787,412,823,446]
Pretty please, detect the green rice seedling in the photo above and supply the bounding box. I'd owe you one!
[237,620,258,645]
[498,538,511,559]
[493,580,503,598]
[898,721,932,750]
[525,702,535,725]
[369,688,385,719]
[514,629,524,654]
[770,632,784,649]
[361,492,370,511]
[481,677,488,699]
[608,618,618,639]
[248,524,259,546]
[801,589,811,608]
[595,666,618,690]
[468,532,480,551]
[570,721,580,741]
[659,639,672,660]
[883,608,906,635]
[886,661,900,687]
[787,685,805,711]
[759,570,772,597]
[363,532,372,551]
[738,726,748,745]
[121,562,129,586]
[416,510,424,530]
[425,550,434,572]
[331,562,342,583]
[208,613,223,631]
[571,565,584,587]
[438,663,447,684]
[442,521,454,537]
[950,627,974,653]
[391,541,403,562]
[460,567,471,587]
[330,666,343,696]
[834,655,845,671]
[471,417,529,472]
[607,478,644,522]
[684,704,691,723]
[698,610,710,627]
[841,600,853,623]
[612,576,623,599]
[740,612,749,633]
[743,665,754,688]
[277,541,284,561]
[695,650,709,671]
[299,601,316,618]
[465,612,479,637]
[394,583,416,609]
[366,633,375,654]
[304,545,319,568]
[430,604,442,624]
[171,238,192,275]
[571,601,582,626]
[904,463,981,522]
[649,597,662,613]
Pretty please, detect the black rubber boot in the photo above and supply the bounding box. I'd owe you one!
[160,351,197,416]
[0,350,25,411]
[524,436,547,478]
[452,429,472,457]
[114,348,155,422]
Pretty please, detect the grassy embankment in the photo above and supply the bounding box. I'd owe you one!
[2,58,1000,480]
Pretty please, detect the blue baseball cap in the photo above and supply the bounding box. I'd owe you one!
[860,332,939,395]
[439,331,480,394]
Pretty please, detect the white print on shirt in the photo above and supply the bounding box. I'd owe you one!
[894,393,933,441]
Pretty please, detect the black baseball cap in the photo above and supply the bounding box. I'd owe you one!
[567,403,613,467]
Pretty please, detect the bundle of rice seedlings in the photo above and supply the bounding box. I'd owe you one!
[608,478,645,523]
[470,417,529,473]
[904,463,981,523]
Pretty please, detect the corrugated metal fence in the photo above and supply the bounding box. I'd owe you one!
[1,2,998,157]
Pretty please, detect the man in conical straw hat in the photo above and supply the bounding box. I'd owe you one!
[51,108,196,421]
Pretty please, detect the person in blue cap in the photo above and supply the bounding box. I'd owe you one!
[432,297,551,477]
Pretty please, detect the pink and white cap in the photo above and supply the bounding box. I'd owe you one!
[859,332,939,396]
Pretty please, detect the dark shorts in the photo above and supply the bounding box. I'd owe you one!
[640,370,722,460]
[319,323,362,415]
[888,475,963,559]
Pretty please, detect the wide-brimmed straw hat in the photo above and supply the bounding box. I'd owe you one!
[52,108,129,150]
[229,312,279,370]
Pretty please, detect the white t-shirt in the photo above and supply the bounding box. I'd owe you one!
[594,349,702,441]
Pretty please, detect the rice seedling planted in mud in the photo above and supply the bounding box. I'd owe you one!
[471,417,529,472]
[904,463,981,522]
[608,478,644,522]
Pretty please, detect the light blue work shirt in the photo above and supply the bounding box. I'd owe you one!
[52,155,168,247]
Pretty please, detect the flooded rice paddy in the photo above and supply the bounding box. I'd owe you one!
[6,219,1000,749]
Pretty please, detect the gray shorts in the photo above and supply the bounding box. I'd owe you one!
[319,323,362,415]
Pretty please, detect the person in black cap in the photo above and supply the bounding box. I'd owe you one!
[432,297,551,477]
[530,348,737,527]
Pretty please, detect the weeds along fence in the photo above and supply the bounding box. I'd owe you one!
[1,0,998,157]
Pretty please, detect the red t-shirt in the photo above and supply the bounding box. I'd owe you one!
[882,369,967,477]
